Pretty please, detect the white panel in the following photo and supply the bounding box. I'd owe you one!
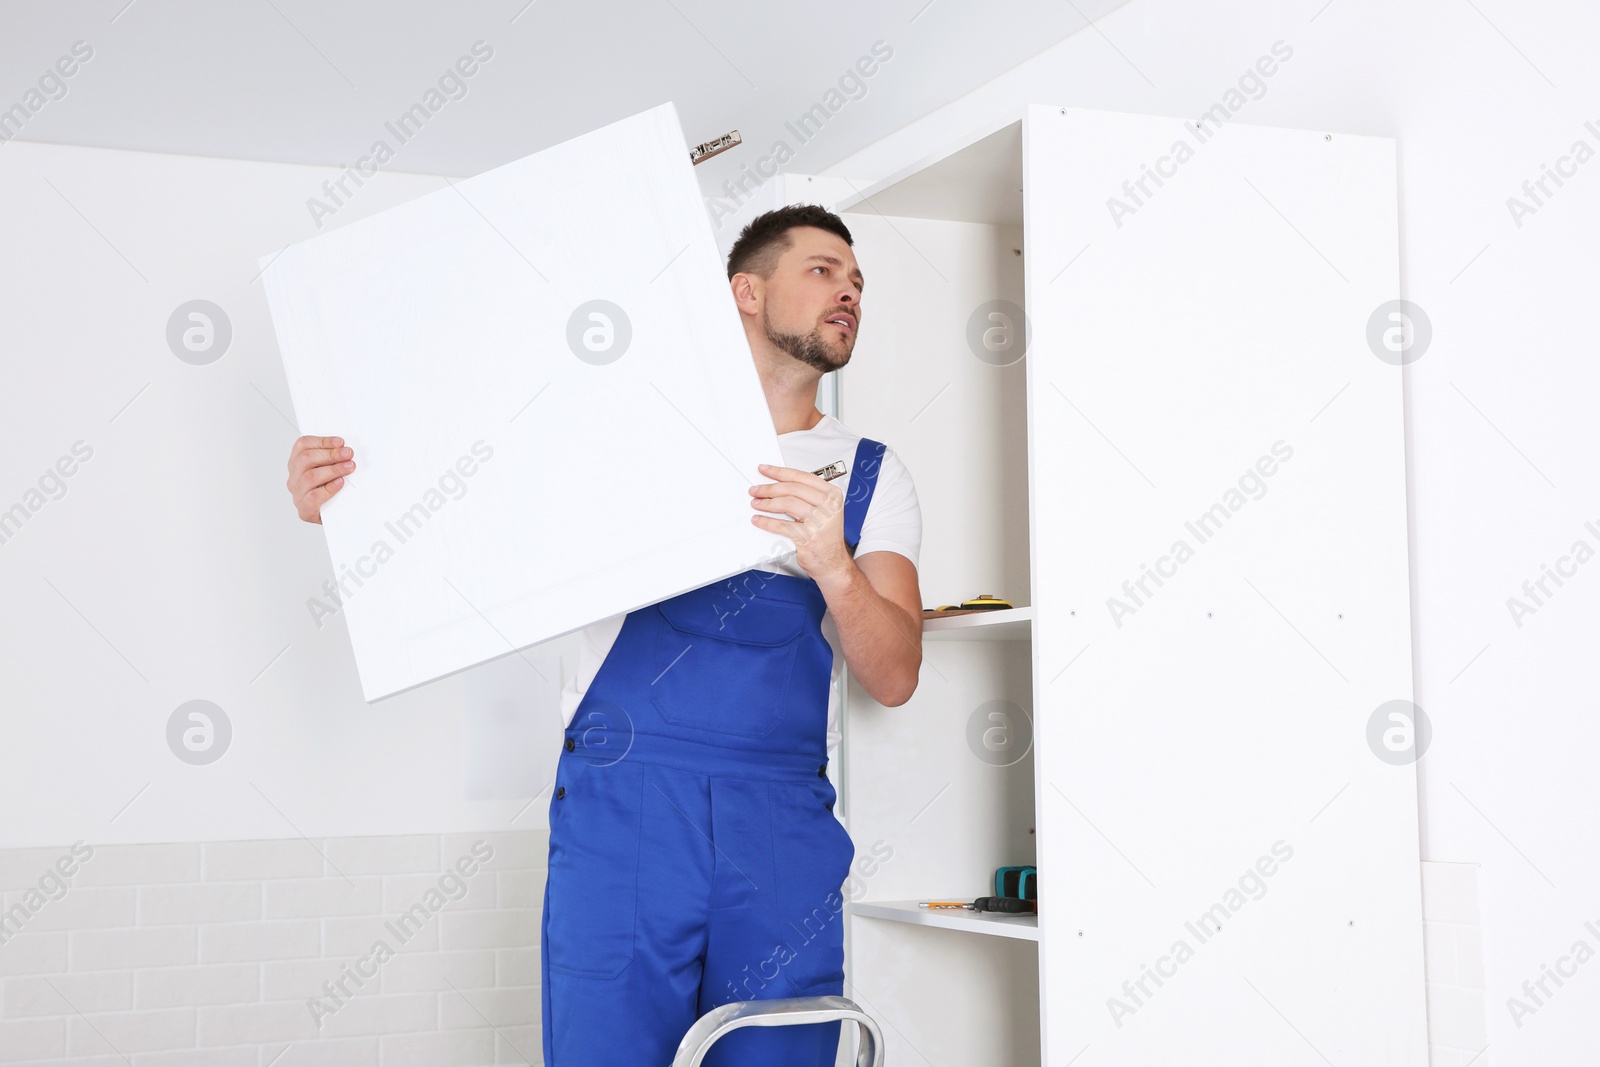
[262,102,783,701]
[1025,107,1424,1063]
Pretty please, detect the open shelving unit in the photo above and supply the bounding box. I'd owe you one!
[788,108,1043,1066]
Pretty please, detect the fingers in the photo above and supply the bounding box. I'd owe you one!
[749,479,830,508]
[751,494,837,524]
[299,476,345,525]
[756,463,826,487]
[289,437,354,486]
[289,435,350,474]
[755,483,844,518]
[288,434,354,524]
[296,458,354,496]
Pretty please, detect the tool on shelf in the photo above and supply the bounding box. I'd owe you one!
[918,896,1038,915]
[922,593,1014,618]
[973,895,1036,914]
[995,864,1038,901]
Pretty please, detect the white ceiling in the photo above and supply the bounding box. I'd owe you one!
[0,0,1127,181]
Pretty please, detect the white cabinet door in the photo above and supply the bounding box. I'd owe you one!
[1026,106,1425,1065]
[262,102,783,702]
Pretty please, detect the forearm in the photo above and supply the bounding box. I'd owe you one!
[815,557,922,706]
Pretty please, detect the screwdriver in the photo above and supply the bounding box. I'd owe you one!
[919,897,1037,914]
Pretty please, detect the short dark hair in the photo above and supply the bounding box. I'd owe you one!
[726,203,853,282]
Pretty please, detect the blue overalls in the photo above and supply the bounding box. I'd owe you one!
[540,436,887,1067]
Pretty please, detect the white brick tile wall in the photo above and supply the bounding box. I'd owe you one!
[496,947,539,988]
[0,1017,65,1062]
[382,1027,497,1067]
[1,888,135,933]
[1421,860,1489,1067]
[439,910,540,951]
[324,914,439,956]
[72,846,201,889]
[136,964,259,1009]
[66,1006,195,1056]
[439,986,537,1030]
[260,958,345,1002]
[495,1024,539,1065]
[0,851,80,890]
[1455,924,1486,989]
[313,992,438,1039]
[1422,862,1481,926]
[445,833,545,870]
[140,883,261,926]
[197,1000,319,1046]
[385,871,497,912]
[202,841,323,883]
[139,1049,257,1067]
[379,949,497,993]
[258,1036,380,1066]
[323,837,440,877]
[71,927,197,970]
[263,877,384,919]
[199,920,320,963]
[0,935,67,976]
[3,971,132,1016]
[496,870,542,911]
[0,832,544,1066]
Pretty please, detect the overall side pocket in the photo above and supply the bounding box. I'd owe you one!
[544,755,642,979]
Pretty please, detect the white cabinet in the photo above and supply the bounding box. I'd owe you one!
[788,104,1425,1065]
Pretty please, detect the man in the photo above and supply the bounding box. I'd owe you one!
[286,203,923,1065]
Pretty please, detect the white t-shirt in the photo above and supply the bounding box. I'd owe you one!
[556,413,921,752]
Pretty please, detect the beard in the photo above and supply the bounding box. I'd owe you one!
[765,316,852,373]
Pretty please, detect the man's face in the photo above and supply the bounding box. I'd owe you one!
[760,226,863,374]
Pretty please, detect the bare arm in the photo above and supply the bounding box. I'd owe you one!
[814,549,923,707]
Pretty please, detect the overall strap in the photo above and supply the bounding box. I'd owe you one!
[842,437,887,556]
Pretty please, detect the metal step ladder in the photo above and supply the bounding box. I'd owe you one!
[670,995,885,1067]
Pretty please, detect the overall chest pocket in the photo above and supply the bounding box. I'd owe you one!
[649,578,809,738]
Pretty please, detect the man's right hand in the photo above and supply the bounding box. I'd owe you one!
[288,435,355,525]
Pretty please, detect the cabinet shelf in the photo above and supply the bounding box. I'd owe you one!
[849,899,1039,942]
[922,606,1033,641]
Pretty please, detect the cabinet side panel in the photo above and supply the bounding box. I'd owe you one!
[1026,106,1424,1065]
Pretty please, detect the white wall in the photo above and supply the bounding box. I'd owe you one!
[0,141,575,849]
[815,1,1596,1063]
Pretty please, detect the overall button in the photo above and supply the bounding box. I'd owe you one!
[556,787,567,799]
[565,737,576,752]
[817,765,827,778]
